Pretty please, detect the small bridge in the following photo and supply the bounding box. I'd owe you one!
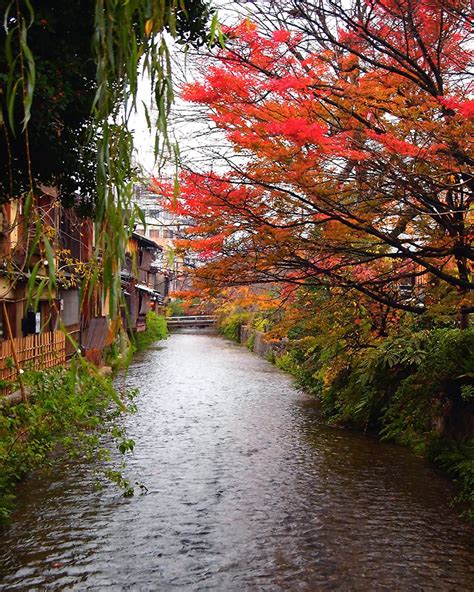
[166,315,217,331]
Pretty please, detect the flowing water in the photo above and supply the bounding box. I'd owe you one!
[1,333,473,591]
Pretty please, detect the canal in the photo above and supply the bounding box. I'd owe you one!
[1,333,473,590]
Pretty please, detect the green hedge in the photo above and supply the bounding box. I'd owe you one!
[134,312,168,351]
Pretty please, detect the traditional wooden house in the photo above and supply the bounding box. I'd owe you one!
[1,190,166,388]
[0,191,67,392]
[0,188,116,387]
[121,232,163,333]
[57,205,95,358]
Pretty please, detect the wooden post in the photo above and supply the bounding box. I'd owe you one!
[2,301,27,402]
[460,304,473,330]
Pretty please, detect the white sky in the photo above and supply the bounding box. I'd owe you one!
[129,1,257,178]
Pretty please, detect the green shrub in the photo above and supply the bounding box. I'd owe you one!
[146,311,168,340]
[265,349,276,363]
[0,360,137,522]
[134,311,168,351]
[254,316,269,332]
[429,438,474,521]
[275,352,297,374]
[275,338,324,397]
[167,299,185,317]
[246,333,255,351]
[219,312,251,342]
[380,329,474,449]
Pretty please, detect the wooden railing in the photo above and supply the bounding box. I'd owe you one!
[0,331,66,395]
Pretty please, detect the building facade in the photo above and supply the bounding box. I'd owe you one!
[133,183,195,298]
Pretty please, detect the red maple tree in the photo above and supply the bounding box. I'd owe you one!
[171,0,473,323]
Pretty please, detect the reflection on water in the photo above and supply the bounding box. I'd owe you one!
[1,334,473,591]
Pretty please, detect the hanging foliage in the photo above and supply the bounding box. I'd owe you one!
[0,0,213,320]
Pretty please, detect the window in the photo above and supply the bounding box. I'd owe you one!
[60,290,80,326]
[147,208,162,219]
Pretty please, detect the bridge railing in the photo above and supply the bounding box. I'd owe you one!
[166,316,217,326]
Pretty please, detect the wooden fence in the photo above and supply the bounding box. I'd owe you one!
[0,331,66,395]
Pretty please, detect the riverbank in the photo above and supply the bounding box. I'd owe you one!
[226,318,474,520]
[0,312,168,523]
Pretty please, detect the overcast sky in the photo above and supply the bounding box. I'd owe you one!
[129,1,258,178]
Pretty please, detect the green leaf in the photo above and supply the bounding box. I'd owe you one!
[209,11,218,46]
[19,20,36,130]
[2,2,14,33]
[33,278,48,313]
[25,261,41,310]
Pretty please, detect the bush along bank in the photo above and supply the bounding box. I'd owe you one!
[133,311,168,352]
[0,312,168,523]
[281,329,474,519]
[0,358,138,523]
[218,304,474,520]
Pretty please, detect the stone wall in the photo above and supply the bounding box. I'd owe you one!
[240,325,282,359]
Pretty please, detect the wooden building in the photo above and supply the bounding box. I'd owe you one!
[0,191,67,392]
[121,233,163,333]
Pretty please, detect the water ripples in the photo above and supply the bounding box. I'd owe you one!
[1,334,473,590]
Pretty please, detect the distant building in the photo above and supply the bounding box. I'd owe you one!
[121,232,163,333]
[133,183,195,298]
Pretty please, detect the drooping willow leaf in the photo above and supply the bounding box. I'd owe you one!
[0,0,214,338]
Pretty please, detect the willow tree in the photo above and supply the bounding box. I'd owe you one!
[0,0,212,319]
